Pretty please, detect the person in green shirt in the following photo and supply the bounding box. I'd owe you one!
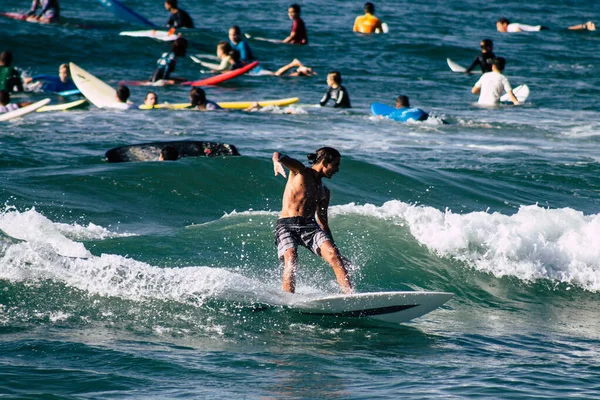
[0,51,23,92]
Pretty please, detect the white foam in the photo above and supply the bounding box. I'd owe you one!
[331,201,600,292]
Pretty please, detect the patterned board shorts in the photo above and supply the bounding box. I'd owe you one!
[275,216,332,260]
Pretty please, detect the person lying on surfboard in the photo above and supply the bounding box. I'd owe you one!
[320,71,351,108]
[26,0,60,24]
[164,0,194,29]
[0,90,32,113]
[272,147,352,294]
[353,2,383,34]
[151,37,188,83]
[465,39,496,74]
[0,51,24,93]
[144,91,158,107]
[472,57,519,106]
[188,88,222,111]
[496,18,595,32]
[282,4,308,44]
[24,63,76,93]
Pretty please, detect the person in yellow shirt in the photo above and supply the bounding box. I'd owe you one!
[353,2,383,34]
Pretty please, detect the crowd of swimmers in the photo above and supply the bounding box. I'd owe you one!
[1,1,597,118]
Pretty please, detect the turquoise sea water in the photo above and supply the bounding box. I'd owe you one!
[1,0,600,398]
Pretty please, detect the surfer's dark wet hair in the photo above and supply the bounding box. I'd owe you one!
[172,37,188,57]
[289,4,301,15]
[494,57,506,71]
[497,18,510,25]
[364,2,375,14]
[308,147,341,165]
[481,39,493,48]
[166,0,178,8]
[0,51,13,66]
[230,25,241,35]
[190,87,206,107]
[0,90,10,105]
[396,95,410,107]
[116,85,130,102]
[217,41,232,54]
[328,71,342,85]
[161,146,179,161]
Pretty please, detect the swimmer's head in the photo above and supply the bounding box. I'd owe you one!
[144,91,158,106]
[395,95,410,108]
[217,41,232,57]
[116,85,130,103]
[59,63,69,83]
[229,25,242,43]
[288,4,301,19]
[190,87,206,107]
[0,90,10,105]
[496,18,509,32]
[172,37,188,57]
[364,2,375,14]
[480,39,493,51]
[326,71,342,86]
[165,0,177,11]
[159,146,179,161]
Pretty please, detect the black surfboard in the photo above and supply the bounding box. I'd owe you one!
[105,140,240,162]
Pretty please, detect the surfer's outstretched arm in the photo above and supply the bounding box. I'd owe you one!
[272,152,305,178]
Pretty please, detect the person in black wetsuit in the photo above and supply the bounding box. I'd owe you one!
[465,39,496,74]
[151,37,188,83]
[319,71,351,108]
[164,0,194,29]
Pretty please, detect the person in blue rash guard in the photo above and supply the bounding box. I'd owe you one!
[387,95,429,122]
[24,63,76,93]
[228,25,255,62]
[26,0,60,23]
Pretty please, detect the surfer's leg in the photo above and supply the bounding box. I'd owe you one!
[319,241,353,294]
[282,248,298,293]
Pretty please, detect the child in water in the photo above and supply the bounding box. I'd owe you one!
[319,71,351,108]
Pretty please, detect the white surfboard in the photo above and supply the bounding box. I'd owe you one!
[70,62,130,109]
[500,84,530,103]
[37,99,88,112]
[376,22,389,34]
[0,98,51,122]
[291,291,452,324]
[120,30,179,42]
[447,58,482,74]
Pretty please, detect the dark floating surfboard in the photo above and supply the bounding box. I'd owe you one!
[105,140,240,162]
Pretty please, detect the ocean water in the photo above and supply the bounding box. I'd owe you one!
[1,0,600,398]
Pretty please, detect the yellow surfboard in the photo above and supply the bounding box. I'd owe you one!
[139,97,299,110]
[37,99,88,112]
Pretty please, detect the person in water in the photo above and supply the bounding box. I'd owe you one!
[0,51,23,93]
[282,4,308,44]
[26,0,60,23]
[159,146,179,161]
[0,90,32,113]
[271,59,316,77]
[143,91,158,107]
[189,87,222,111]
[496,17,595,32]
[228,25,255,62]
[271,147,353,294]
[165,0,194,29]
[386,95,429,122]
[472,57,519,106]
[113,85,137,110]
[24,63,76,93]
[320,71,351,108]
[151,37,188,83]
[353,2,383,34]
[465,39,496,74]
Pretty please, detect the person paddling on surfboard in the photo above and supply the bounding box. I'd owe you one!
[496,17,595,32]
[465,39,496,74]
[24,63,77,93]
[151,37,188,83]
[282,4,308,44]
[164,0,194,29]
[272,147,353,294]
[26,0,60,24]
[353,2,384,34]
[472,57,519,106]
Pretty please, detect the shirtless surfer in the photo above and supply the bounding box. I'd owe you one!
[272,147,353,294]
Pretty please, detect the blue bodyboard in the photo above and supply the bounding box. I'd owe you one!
[97,0,157,27]
[371,102,396,117]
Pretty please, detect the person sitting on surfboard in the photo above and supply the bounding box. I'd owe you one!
[151,37,188,83]
[472,57,519,106]
[0,90,32,113]
[189,88,222,111]
[164,0,194,29]
[320,71,351,108]
[26,0,60,24]
[113,85,137,110]
[465,39,496,74]
[282,4,308,44]
[228,26,255,62]
[353,2,383,34]
[496,18,595,32]
[0,51,24,93]
[271,147,353,294]
[24,63,76,93]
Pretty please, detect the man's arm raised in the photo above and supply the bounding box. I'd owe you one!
[272,152,306,178]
